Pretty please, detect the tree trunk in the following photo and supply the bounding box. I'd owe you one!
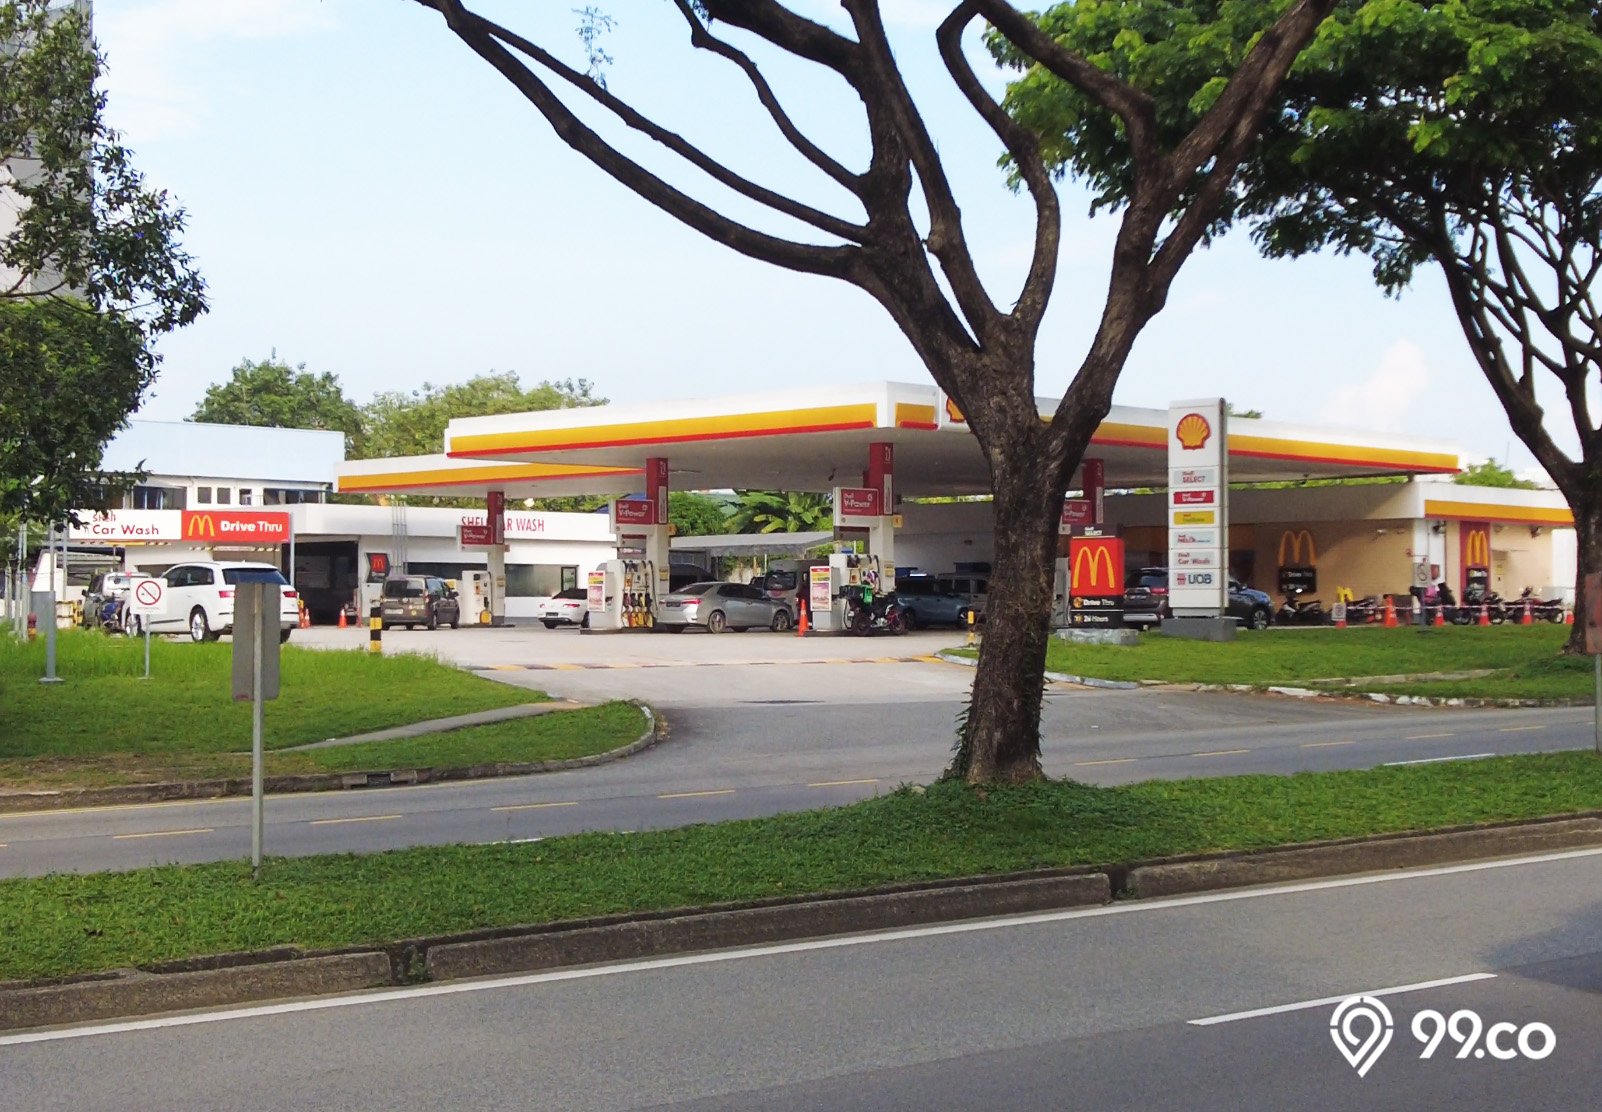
[1565,492,1601,656]
[950,452,1063,784]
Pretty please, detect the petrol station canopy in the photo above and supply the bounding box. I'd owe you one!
[335,381,1462,499]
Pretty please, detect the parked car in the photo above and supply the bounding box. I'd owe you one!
[892,575,973,629]
[937,573,989,619]
[143,561,299,643]
[80,571,138,632]
[1122,568,1274,630]
[380,575,462,630]
[540,586,589,629]
[657,581,792,633]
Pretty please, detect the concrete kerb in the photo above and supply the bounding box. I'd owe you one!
[0,705,663,816]
[8,812,1602,1034]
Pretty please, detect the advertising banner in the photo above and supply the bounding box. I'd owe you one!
[587,570,606,612]
[833,486,882,524]
[180,511,291,545]
[810,565,833,613]
[69,510,182,543]
[1059,498,1094,533]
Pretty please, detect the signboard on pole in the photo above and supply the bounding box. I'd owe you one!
[1068,536,1125,628]
[130,576,163,616]
[614,498,658,526]
[459,522,498,547]
[1059,499,1094,533]
[230,583,281,702]
[833,487,882,524]
[1166,399,1228,616]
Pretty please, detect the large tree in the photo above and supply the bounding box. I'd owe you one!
[1000,0,1602,653]
[359,372,602,460]
[192,356,365,454]
[0,0,206,523]
[727,490,833,534]
[410,0,1337,781]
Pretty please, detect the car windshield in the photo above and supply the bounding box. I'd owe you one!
[222,568,288,586]
[555,588,586,600]
[1134,572,1167,589]
[383,579,425,598]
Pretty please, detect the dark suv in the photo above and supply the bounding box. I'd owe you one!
[892,575,973,629]
[1122,568,1273,630]
[380,575,462,630]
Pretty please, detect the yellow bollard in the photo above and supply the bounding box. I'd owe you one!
[965,607,978,646]
[368,605,382,653]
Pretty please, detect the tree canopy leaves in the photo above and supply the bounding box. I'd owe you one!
[191,356,365,455]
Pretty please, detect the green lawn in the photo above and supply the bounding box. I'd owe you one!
[1036,624,1592,699]
[4,751,1601,982]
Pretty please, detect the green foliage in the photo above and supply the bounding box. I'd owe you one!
[669,491,730,537]
[726,490,832,534]
[5,750,1602,980]
[0,0,206,523]
[191,356,365,455]
[358,373,603,461]
[1454,458,1539,489]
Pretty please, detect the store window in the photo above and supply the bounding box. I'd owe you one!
[131,485,187,510]
[239,488,254,506]
[195,486,212,504]
[216,487,232,505]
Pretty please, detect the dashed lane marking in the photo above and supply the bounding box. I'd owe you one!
[1073,758,1138,767]
[486,656,943,672]
[307,814,402,827]
[1405,732,1455,740]
[1300,741,1353,749]
[1499,725,1546,733]
[111,828,213,841]
[1191,749,1250,758]
[807,779,879,788]
[1384,753,1495,766]
[490,801,580,813]
[657,789,736,800]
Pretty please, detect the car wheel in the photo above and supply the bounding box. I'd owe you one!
[706,609,728,633]
[770,609,793,632]
[279,628,292,644]
[188,608,216,643]
[427,612,439,631]
[1249,606,1271,631]
[900,608,919,631]
[542,620,559,629]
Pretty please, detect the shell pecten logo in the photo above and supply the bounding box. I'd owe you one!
[1175,412,1212,451]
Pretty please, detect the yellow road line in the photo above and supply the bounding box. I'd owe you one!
[3,797,220,820]
[1074,758,1138,767]
[658,789,736,800]
[491,801,580,813]
[808,778,879,788]
[1191,749,1250,758]
[308,814,402,827]
[1301,741,1354,749]
[1499,725,1546,733]
[111,827,213,841]
[1405,732,1454,740]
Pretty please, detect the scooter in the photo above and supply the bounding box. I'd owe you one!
[1458,585,1509,624]
[1276,591,1326,625]
[837,583,908,636]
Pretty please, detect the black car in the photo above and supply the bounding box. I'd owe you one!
[1122,568,1274,630]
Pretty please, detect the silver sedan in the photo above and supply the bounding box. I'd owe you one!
[656,581,793,633]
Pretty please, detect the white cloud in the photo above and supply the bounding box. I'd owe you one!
[95,0,337,142]
[1324,339,1431,430]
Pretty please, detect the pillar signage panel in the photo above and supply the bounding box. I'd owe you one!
[1069,536,1124,627]
[646,457,669,527]
[459,522,498,547]
[866,442,893,511]
[1060,498,1093,534]
[614,498,657,526]
[486,491,506,546]
[1167,398,1227,615]
[833,486,881,523]
[1082,457,1105,524]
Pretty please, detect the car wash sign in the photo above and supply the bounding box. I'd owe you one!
[1167,399,1227,616]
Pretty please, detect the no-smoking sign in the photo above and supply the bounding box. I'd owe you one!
[131,578,163,614]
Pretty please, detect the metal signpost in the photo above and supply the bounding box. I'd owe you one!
[1585,572,1601,756]
[130,576,164,679]
[232,581,282,878]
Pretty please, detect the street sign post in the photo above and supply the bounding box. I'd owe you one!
[232,582,282,878]
[130,576,164,678]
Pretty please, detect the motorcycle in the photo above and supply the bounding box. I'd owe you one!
[1455,584,1508,624]
[837,583,908,636]
[1276,591,1327,625]
[1516,586,1567,623]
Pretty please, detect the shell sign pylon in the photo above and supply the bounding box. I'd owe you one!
[1167,398,1228,616]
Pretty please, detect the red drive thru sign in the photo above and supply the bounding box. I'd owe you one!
[181,511,290,545]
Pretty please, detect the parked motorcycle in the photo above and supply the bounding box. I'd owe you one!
[1276,591,1327,626]
[837,583,908,636]
[1456,584,1509,624]
[1516,586,1567,623]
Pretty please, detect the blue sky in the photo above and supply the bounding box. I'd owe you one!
[92,0,1559,474]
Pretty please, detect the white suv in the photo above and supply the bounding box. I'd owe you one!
[144,561,299,643]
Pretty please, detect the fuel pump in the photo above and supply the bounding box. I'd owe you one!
[586,559,659,631]
[464,570,494,625]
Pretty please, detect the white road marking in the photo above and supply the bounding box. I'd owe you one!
[5,845,1601,1048]
[1188,972,1497,1026]
[110,828,213,841]
[1384,753,1495,766]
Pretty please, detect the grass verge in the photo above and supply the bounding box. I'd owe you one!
[0,631,546,767]
[0,702,650,789]
[1033,625,1593,700]
[4,751,1601,982]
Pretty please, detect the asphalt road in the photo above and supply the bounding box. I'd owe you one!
[6,848,1599,1110]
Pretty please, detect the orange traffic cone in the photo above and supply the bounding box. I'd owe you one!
[1521,599,1533,625]
[796,602,809,637]
[1566,608,1575,625]
[1335,607,1346,629]
[1478,604,1490,626]
[1433,604,1445,627]
[298,599,310,629]
[1383,597,1397,628]
[337,608,348,630]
